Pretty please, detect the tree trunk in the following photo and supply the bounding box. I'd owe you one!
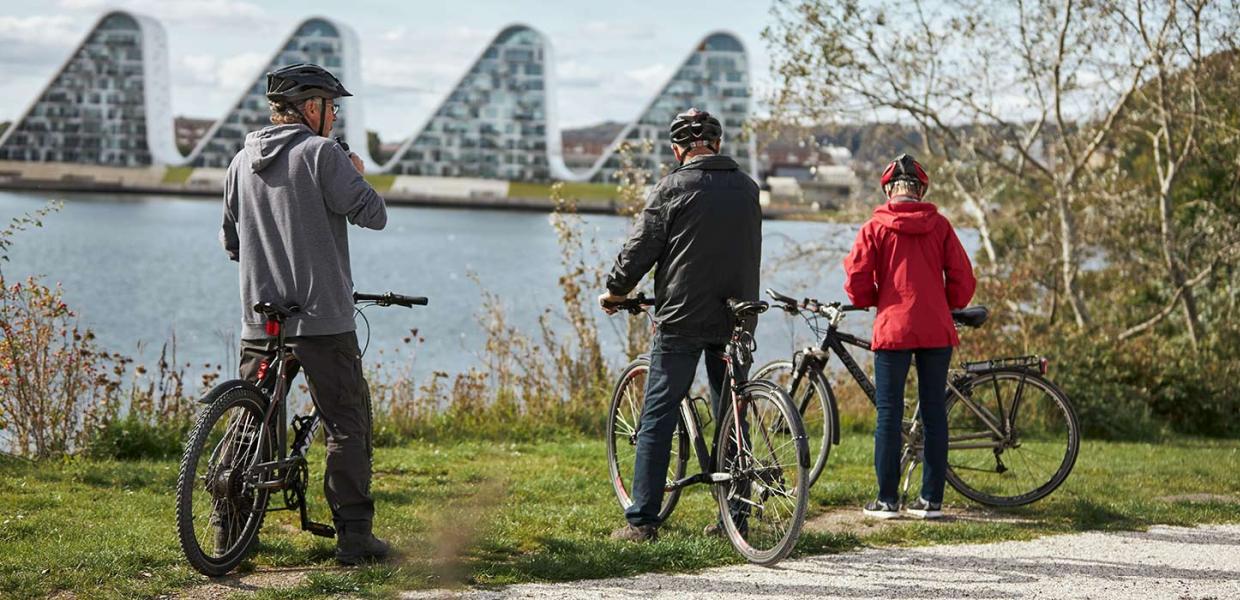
[1158,175,1203,348]
[961,193,998,265]
[1055,186,1090,328]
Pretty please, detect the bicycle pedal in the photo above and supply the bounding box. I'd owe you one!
[304,521,336,538]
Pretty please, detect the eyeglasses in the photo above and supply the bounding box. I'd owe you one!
[328,102,340,116]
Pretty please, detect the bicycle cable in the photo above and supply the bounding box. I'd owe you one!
[353,304,374,357]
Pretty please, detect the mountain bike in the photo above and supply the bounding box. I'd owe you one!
[603,295,810,565]
[757,288,1079,507]
[175,291,427,576]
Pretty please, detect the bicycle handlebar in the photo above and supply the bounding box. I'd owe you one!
[353,291,429,308]
[766,288,865,316]
[603,292,655,315]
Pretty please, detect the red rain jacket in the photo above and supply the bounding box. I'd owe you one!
[843,200,976,350]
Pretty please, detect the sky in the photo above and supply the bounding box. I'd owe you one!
[0,0,777,142]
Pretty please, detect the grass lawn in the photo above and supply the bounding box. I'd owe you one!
[508,181,621,205]
[1,435,1238,599]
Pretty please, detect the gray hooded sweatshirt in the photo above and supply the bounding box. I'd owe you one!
[220,123,387,339]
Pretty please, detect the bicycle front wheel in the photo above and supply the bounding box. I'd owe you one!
[714,381,809,566]
[176,381,273,576]
[606,358,691,523]
[945,369,1080,507]
[754,359,835,489]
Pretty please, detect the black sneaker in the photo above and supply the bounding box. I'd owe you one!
[905,497,943,519]
[610,523,658,542]
[862,499,901,520]
[335,523,393,565]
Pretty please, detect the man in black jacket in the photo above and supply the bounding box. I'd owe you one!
[599,108,762,542]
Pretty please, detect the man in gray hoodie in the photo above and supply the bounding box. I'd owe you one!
[219,63,390,565]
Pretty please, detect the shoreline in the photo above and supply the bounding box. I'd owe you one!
[0,160,839,221]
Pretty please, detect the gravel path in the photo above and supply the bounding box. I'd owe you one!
[402,523,1240,599]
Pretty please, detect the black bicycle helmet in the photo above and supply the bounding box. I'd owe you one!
[265,63,352,104]
[669,107,723,151]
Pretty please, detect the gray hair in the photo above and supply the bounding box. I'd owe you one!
[886,179,925,199]
[268,99,312,125]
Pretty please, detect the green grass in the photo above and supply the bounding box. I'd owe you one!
[161,166,194,184]
[364,174,397,193]
[508,181,621,204]
[2,436,1238,599]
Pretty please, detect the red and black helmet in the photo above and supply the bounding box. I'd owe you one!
[880,154,929,195]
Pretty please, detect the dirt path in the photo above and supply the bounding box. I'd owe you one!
[399,523,1240,599]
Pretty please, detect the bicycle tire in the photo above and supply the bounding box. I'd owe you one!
[176,381,273,576]
[714,380,809,566]
[606,357,692,523]
[945,369,1080,507]
[753,359,835,489]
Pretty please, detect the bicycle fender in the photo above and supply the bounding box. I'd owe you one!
[199,379,266,405]
[820,373,842,447]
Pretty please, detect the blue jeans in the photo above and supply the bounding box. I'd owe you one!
[626,332,726,526]
[874,347,953,505]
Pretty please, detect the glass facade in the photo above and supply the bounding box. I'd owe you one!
[0,17,755,183]
[385,26,551,180]
[189,18,355,168]
[0,13,155,166]
[585,33,754,183]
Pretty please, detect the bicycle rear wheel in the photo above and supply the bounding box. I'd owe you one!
[606,358,692,523]
[754,359,835,488]
[176,381,273,576]
[945,369,1080,507]
[714,381,809,566]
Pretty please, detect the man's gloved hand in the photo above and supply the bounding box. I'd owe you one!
[598,292,625,315]
[349,152,364,174]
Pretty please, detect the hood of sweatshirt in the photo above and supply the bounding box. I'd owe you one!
[872,200,941,234]
[244,124,313,173]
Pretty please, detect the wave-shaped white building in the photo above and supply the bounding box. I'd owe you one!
[0,11,757,183]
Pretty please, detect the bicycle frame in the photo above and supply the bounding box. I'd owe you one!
[666,326,761,491]
[787,310,1030,454]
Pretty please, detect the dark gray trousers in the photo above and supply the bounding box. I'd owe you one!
[239,331,375,528]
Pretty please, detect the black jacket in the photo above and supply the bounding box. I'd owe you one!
[606,154,762,341]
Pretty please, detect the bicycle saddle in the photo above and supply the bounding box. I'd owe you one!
[727,299,769,318]
[951,306,989,328]
[253,301,301,321]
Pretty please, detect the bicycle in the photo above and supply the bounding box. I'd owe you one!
[603,294,810,565]
[175,291,427,576]
[757,288,1079,507]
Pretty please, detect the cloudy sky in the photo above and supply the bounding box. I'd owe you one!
[0,0,777,142]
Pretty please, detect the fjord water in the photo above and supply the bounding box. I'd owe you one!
[0,190,882,381]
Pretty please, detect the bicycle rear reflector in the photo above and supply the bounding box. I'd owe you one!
[265,320,280,336]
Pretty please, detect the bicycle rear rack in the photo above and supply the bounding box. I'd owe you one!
[961,355,1046,374]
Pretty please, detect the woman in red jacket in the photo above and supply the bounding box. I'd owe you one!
[843,155,977,519]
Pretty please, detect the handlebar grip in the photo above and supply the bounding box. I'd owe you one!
[391,294,429,307]
[353,292,428,308]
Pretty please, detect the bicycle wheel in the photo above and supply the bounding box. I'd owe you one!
[754,359,835,488]
[945,369,1080,507]
[176,381,273,576]
[606,358,692,523]
[714,381,809,565]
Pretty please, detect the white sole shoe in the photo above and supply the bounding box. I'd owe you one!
[906,506,943,519]
[862,507,901,520]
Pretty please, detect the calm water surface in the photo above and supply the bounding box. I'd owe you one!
[0,190,902,381]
